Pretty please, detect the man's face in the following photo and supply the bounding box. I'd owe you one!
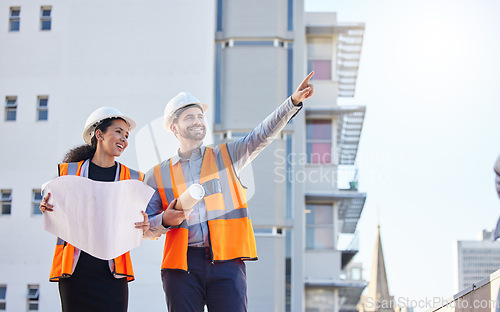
[172,106,206,141]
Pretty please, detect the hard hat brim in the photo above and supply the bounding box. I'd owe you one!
[83,114,136,145]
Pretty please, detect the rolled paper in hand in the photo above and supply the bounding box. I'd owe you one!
[175,184,205,211]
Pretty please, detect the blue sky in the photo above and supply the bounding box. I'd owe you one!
[306,0,500,305]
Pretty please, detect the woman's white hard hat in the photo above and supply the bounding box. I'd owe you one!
[163,92,209,132]
[82,107,136,145]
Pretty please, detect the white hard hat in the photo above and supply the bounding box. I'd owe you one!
[82,107,136,145]
[163,92,209,132]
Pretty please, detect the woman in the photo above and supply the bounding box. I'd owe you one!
[39,107,150,312]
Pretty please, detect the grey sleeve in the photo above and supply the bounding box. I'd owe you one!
[227,96,302,173]
[143,168,169,240]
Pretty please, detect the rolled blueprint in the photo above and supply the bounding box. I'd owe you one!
[175,183,205,211]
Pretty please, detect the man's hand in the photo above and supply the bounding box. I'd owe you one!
[291,71,314,105]
[162,199,186,226]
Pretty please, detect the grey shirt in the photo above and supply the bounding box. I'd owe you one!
[144,97,302,244]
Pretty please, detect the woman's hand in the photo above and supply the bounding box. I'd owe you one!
[135,211,150,234]
[39,193,53,213]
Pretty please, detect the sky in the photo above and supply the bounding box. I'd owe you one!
[306,0,500,308]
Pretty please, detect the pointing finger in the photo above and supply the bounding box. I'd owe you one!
[299,71,314,88]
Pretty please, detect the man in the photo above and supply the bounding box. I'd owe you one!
[492,155,500,240]
[144,72,314,311]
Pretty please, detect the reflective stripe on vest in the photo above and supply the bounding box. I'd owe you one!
[154,144,258,271]
[49,160,143,282]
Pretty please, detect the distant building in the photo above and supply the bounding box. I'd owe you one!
[454,230,500,292]
[357,226,394,312]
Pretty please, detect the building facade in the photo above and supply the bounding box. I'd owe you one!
[454,230,500,292]
[0,1,366,311]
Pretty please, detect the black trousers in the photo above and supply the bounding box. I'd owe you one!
[162,247,247,312]
[58,252,128,312]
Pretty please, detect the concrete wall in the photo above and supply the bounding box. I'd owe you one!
[247,235,286,312]
[222,0,288,38]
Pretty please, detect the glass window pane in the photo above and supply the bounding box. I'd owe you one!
[28,302,38,310]
[306,120,332,140]
[33,204,42,215]
[38,110,48,121]
[306,143,332,164]
[2,204,11,215]
[27,288,38,298]
[34,192,43,201]
[306,227,315,249]
[11,10,20,17]
[38,99,48,107]
[42,10,51,17]
[306,205,333,225]
[0,286,5,298]
[6,110,16,121]
[41,20,51,30]
[0,302,5,309]
[308,60,332,80]
[310,228,333,249]
[10,21,20,31]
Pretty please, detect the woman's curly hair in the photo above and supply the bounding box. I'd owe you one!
[62,117,123,163]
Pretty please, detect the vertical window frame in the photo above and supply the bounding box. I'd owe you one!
[306,118,333,164]
[5,96,17,122]
[305,203,334,250]
[1,190,12,216]
[26,285,39,311]
[40,6,52,31]
[9,7,20,32]
[32,190,43,216]
[37,96,49,121]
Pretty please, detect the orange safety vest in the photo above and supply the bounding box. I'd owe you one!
[49,160,144,282]
[153,144,258,271]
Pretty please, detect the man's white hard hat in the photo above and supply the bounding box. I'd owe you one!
[82,107,136,145]
[163,92,209,132]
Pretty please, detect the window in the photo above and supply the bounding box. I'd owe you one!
[305,204,333,249]
[306,119,332,164]
[37,96,48,121]
[5,96,17,121]
[307,60,332,80]
[0,285,5,310]
[214,42,222,124]
[9,7,20,32]
[287,43,294,96]
[305,287,335,312]
[40,7,51,31]
[307,37,333,80]
[32,190,43,216]
[1,190,12,215]
[27,285,39,311]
